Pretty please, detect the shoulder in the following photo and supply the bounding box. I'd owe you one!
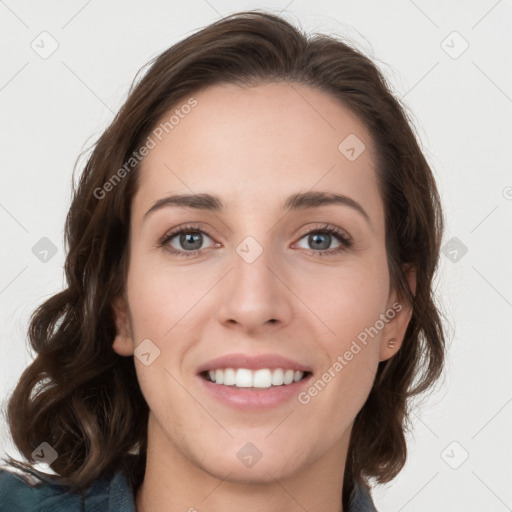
[350,480,380,512]
[0,462,82,511]
[0,461,136,512]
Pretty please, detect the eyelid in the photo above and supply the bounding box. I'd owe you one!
[157,223,217,246]
[295,223,352,243]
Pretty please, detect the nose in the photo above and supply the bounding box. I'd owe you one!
[215,237,294,333]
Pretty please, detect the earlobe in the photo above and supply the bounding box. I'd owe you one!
[379,336,402,362]
[111,295,135,357]
[113,334,134,357]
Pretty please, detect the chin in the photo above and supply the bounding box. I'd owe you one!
[194,443,309,484]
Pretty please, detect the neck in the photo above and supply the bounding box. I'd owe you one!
[135,413,350,512]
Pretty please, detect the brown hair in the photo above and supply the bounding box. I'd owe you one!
[3,9,446,506]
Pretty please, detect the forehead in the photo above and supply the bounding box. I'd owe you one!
[134,81,382,225]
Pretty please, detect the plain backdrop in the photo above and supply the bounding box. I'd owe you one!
[1,1,511,511]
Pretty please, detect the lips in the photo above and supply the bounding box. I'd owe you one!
[195,353,314,409]
[196,353,313,374]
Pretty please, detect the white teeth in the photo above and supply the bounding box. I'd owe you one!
[283,369,294,385]
[235,368,253,387]
[253,369,272,388]
[223,368,236,385]
[271,368,284,386]
[206,368,306,388]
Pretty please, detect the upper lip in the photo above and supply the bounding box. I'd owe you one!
[196,353,312,374]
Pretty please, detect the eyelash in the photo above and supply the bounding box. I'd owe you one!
[156,223,353,258]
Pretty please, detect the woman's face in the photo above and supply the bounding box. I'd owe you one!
[113,81,413,483]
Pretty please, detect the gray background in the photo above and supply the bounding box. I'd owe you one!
[1,1,511,510]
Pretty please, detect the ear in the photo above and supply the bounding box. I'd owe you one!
[379,265,416,362]
[112,294,135,357]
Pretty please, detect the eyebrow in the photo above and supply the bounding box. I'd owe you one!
[143,191,371,225]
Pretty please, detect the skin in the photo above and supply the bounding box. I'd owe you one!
[112,81,415,512]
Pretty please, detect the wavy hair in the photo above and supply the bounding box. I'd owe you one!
[3,10,446,507]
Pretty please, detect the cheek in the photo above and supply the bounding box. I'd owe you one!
[125,256,200,424]
[301,256,388,420]
[296,265,386,430]
[294,254,389,347]
[125,251,203,337]
[124,251,209,400]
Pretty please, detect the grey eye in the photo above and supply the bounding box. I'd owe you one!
[296,232,341,251]
[169,231,213,251]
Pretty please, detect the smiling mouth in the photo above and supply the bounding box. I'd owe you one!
[199,368,312,389]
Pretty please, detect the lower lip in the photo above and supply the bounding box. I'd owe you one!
[198,374,313,410]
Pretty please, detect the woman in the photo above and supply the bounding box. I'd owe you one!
[0,10,445,512]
